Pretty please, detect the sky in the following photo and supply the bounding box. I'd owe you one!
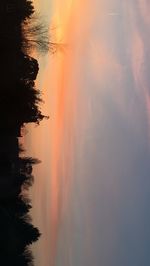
[25,0,150,266]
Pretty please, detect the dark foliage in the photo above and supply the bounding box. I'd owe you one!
[0,0,48,265]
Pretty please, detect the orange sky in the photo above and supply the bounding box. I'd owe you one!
[26,1,91,265]
[26,1,150,266]
[43,1,91,264]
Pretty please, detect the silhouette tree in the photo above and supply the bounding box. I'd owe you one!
[15,216,41,247]
[2,196,32,217]
[0,80,48,125]
[21,14,49,53]
[19,157,41,174]
[0,1,47,263]
[15,248,34,266]
[18,54,39,80]
[3,0,35,20]
[17,0,35,20]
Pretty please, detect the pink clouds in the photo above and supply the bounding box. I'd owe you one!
[29,1,150,266]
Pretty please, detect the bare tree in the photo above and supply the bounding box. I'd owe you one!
[21,14,67,54]
[22,17,49,53]
[22,14,51,53]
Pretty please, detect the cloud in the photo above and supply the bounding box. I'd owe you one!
[30,1,150,266]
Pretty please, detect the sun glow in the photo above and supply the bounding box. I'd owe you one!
[27,1,150,266]
[41,1,91,265]
[50,0,74,42]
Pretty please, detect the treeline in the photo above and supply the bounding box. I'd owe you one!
[0,0,49,133]
[0,0,48,265]
[0,152,41,265]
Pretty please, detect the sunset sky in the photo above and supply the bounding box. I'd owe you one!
[25,1,150,266]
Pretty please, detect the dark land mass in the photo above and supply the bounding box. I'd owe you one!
[0,0,47,265]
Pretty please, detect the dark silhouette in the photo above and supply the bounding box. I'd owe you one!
[0,0,49,264]
[18,54,39,81]
[22,14,49,53]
